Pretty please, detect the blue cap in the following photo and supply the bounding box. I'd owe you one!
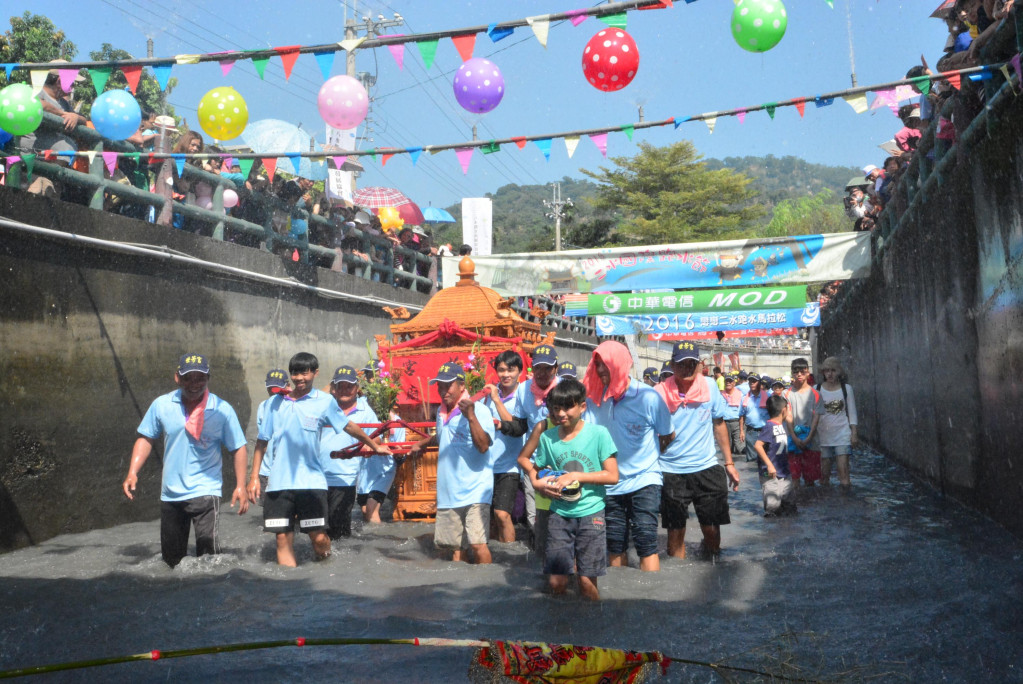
[642,366,658,380]
[177,353,210,375]
[530,344,558,367]
[331,365,359,384]
[660,360,674,377]
[760,375,774,387]
[557,361,577,378]
[265,369,288,388]
[747,373,762,383]
[670,341,700,363]
[429,362,465,384]
[738,371,749,380]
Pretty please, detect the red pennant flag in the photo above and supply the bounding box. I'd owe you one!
[451,34,476,62]
[944,71,961,90]
[638,0,672,8]
[793,98,806,117]
[511,136,527,149]
[121,65,143,95]
[381,152,394,166]
[274,46,302,80]
[292,249,300,262]
[262,157,278,182]
[43,150,57,162]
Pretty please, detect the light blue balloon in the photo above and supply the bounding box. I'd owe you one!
[91,90,142,141]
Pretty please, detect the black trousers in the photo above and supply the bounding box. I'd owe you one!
[160,496,219,568]
[327,486,357,540]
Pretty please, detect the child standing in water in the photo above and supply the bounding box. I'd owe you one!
[754,395,797,517]
[520,379,618,601]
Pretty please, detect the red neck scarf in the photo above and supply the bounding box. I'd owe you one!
[529,376,558,407]
[438,390,471,425]
[582,341,633,407]
[655,375,710,413]
[183,389,209,441]
[723,387,742,407]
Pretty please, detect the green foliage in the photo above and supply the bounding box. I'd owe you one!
[360,363,403,422]
[705,155,858,215]
[72,44,177,119]
[0,12,77,86]
[582,141,765,244]
[762,190,848,237]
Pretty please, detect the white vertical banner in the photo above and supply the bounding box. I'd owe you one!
[325,125,356,203]
[461,197,493,256]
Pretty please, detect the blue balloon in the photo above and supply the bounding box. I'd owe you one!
[91,90,142,141]
[0,128,12,148]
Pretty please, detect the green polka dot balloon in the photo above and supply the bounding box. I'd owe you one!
[0,83,44,136]
[732,0,788,53]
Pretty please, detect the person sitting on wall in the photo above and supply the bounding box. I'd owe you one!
[19,61,87,199]
[121,353,249,568]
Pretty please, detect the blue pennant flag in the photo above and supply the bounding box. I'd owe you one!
[170,153,186,176]
[487,24,515,42]
[1,64,15,80]
[286,154,301,174]
[152,63,173,91]
[814,96,835,108]
[408,147,423,166]
[314,51,335,80]
[533,138,552,161]
[673,116,691,129]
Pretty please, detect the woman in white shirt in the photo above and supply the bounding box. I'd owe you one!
[812,357,858,488]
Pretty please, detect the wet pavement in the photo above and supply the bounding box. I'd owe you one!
[0,447,1020,682]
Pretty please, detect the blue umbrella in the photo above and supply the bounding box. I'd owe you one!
[241,118,327,181]
[423,206,455,223]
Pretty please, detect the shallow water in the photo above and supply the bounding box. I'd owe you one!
[1,449,1021,682]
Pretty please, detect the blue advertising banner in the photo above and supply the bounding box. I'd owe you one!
[594,304,822,336]
[441,232,870,296]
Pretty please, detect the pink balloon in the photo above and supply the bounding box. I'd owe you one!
[318,75,369,130]
[223,188,239,208]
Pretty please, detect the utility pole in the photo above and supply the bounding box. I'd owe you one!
[345,9,404,79]
[543,182,573,253]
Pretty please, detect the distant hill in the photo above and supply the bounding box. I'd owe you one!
[434,155,859,254]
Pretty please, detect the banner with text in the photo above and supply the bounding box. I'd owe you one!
[462,198,493,256]
[441,232,869,295]
[649,328,798,342]
[595,303,821,337]
[325,125,356,203]
[564,285,807,317]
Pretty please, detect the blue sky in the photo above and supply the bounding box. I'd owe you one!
[16,1,947,209]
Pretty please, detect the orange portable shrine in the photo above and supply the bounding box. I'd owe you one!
[374,256,554,521]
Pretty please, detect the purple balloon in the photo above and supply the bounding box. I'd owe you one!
[452,58,505,114]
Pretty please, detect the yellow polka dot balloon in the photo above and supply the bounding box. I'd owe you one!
[197,87,248,141]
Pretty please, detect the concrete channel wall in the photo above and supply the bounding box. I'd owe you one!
[818,104,1023,538]
[0,188,597,551]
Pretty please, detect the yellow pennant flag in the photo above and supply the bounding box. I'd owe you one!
[705,117,717,134]
[526,15,550,48]
[29,70,47,96]
[842,93,869,114]
[339,37,367,53]
[564,136,580,158]
[174,54,201,64]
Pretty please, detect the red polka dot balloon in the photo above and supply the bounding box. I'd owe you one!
[582,29,640,92]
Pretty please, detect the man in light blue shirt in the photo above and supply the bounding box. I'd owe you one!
[739,374,769,463]
[411,363,495,564]
[122,353,248,568]
[655,342,739,560]
[256,368,290,501]
[320,365,378,539]
[247,352,390,567]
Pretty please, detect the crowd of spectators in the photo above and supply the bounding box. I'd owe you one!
[825,0,1017,309]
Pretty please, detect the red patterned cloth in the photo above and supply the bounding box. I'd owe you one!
[469,640,666,684]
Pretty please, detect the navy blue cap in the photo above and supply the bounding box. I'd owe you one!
[177,353,210,375]
[530,344,558,367]
[331,365,359,384]
[760,375,774,387]
[769,377,785,388]
[642,366,658,380]
[738,371,749,380]
[265,368,288,388]
[670,341,700,363]
[747,373,762,383]
[659,360,674,377]
[429,362,465,384]
[724,374,736,384]
[557,361,577,378]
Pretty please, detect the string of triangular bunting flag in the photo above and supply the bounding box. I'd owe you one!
[3,60,1013,180]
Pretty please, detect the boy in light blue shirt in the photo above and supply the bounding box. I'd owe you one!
[256,368,290,501]
[520,379,618,600]
[739,374,769,463]
[411,363,496,564]
[122,353,248,568]
[482,349,527,543]
[248,352,389,567]
[320,365,378,539]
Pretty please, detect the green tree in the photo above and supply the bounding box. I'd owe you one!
[72,43,176,119]
[581,141,764,244]
[0,12,77,86]
[761,190,848,237]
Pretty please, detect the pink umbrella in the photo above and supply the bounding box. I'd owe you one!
[931,0,955,18]
[353,186,426,225]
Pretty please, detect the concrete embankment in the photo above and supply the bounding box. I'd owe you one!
[0,187,596,550]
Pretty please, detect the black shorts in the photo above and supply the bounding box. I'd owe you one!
[357,490,387,506]
[264,489,328,533]
[661,466,731,528]
[491,472,520,514]
[326,486,356,540]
